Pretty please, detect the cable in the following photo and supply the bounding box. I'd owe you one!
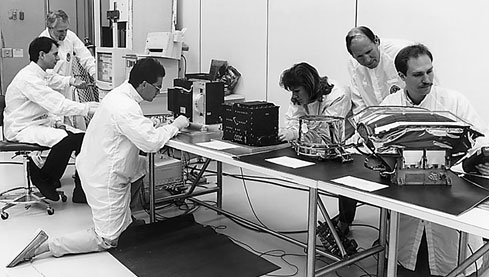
[181,54,187,76]
[239,168,270,228]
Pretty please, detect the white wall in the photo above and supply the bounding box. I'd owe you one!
[267,0,355,119]
[178,0,489,127]
[200,0,268,102]
[357,0,489,126]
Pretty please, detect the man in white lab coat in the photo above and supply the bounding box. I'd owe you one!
[381,43,488,276]
[3,36,98,202]
[7,58,189,268]
[346,26,412,114]
[39,9,96,129]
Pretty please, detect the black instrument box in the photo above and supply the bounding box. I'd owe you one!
[221,101,279,146]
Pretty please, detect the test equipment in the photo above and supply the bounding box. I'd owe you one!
[354,106,483,186]
[291,115,352,162]
[221,101,279,146]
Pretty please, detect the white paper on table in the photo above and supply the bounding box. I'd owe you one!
[266,156,315,169]
[332,176,388,192]
[196,140,240,150]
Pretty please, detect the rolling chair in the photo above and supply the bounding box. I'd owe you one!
[0,95,66,220]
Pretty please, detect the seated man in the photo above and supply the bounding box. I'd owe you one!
[3,36,97,202]
[7,58,189,268]
[381,43,488,276]
[278,62,355,235]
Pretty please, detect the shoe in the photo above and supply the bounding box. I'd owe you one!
[128,216,146,228]
[72,172,87,204]
[332,218,350,236]
[54,180,61,189]
[27,158,59,201]
[337,221,351,236]
[6,229,48,267]
[72,187,87,204]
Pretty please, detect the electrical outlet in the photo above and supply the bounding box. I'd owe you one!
[1,48,13,58]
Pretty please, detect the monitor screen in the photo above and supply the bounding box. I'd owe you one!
[97,52,113,83]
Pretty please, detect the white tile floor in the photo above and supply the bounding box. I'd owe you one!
[0,152,487,277]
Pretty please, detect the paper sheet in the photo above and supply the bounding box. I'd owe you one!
[265,156,315,169]
[332,176,388,192]
[196,140,240,150]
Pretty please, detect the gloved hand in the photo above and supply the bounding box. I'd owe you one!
[475,163,489,176]
[171,115,190,130]
[278,128,296,141]
[70,78,88,89]
[86,102,99,116]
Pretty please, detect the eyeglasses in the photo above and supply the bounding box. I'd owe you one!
[147,82,162,92]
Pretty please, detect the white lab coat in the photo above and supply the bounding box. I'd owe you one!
[76,81,179,241]
[3,62,89,147]
[381,86,488,275]
[283,79,351,141]
[40,29,96,129]
[39,28,96,95]
[348,39,412,114]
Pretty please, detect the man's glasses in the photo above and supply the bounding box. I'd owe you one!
[147,82,162,92]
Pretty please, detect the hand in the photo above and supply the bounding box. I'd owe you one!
[475,162,489,176]
[86,102,99,116]
[53,120,66,130]
[71,78,88,89]
[171,115,189,130]
[278,128,295,141]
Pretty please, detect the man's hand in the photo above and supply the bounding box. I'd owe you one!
[86,102,99,116]
[278,128,295,141]
[70,78,88,89]
[475,162,489,176]
[171,115,190,130]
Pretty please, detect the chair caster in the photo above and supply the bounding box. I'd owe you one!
[47,207,54,215]
[1,212,8,220]
[60,193,67,202]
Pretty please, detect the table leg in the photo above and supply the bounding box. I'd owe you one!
[377,208,388,277]
[148,153,156,223]
[387,211,399,277]
[217,161,222,209]
[458,231,468,266]
[306,187,318,277]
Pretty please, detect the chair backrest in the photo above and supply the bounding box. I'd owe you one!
[0,95,4,128]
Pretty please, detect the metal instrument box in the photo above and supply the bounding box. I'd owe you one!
[221,101,279,146]
[168,78,224,125]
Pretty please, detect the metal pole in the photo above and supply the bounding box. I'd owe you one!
[317,196,347,257]
[306,187,318,277]
[447,241,489,277]
[387,211,399,277]
[148,153,155,223]
[458,231,468,266]
[377,208,388,277]
[217,161,222,210]
[190,197,339,260]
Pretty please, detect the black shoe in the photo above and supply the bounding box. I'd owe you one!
[54,180,61,189]
[332,218,351,236]
[72,187,87,204]
[337,221,351,236]
[128,216,146,229]
[27,158,59,201]
[72,172,87,204]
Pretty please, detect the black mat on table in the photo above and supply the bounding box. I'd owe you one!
[108,214,279,277]
[236,147,489,215]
